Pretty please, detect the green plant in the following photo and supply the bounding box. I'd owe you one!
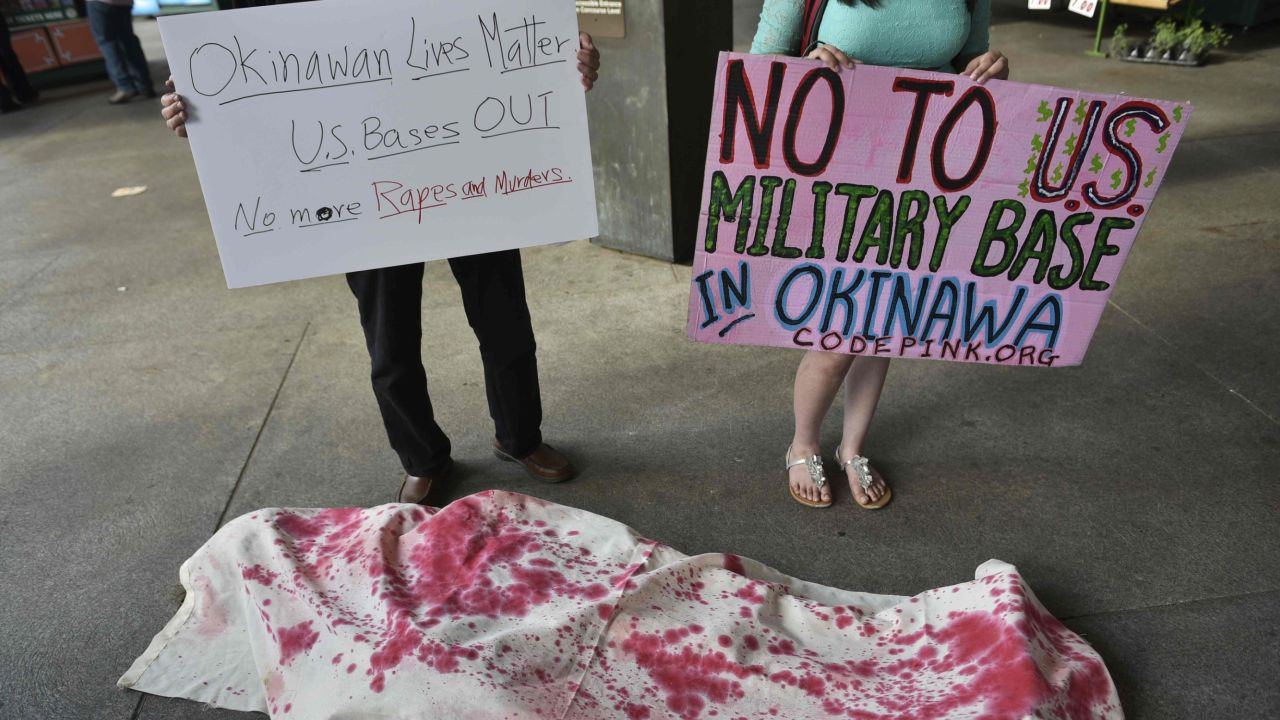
[1180,20,1206,53]
[1182,19,1231,55]
[1204,25,1232,52]
[1151,17,1181,52]
[1110,23,1132,57]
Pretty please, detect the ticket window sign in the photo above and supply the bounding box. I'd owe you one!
[576,0,624,38]
[1068,0,1099,17]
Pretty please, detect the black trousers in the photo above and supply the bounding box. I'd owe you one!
[0,16,37,108]
[345,250,542,476]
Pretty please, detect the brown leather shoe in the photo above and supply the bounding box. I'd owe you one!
[492,441,578,483]
[396,458,455,505]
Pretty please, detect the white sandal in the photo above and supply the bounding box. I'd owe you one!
[835,448,892,510]
[786,445,832,508]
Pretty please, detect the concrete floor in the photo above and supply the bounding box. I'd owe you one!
[1,4,1277,720]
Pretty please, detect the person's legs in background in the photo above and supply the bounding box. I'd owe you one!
[87,2,153,103]
[109,3,155,97]
[0,15,38,113]
[87,1,134,103]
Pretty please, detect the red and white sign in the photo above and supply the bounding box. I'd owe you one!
[1068,0,1099,18]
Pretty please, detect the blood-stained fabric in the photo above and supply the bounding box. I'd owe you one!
[119,491,1122,719]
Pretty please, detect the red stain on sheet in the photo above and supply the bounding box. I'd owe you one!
[385,498,613,622]
[722,554,746,575]
[193,576,227,638]
[620,631,765,720]
[276,621,319,666]
[241,564,279,587]
[263,669,284,712]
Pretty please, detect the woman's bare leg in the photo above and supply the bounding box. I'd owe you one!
[838,356,890,505]
[790,350,856,503]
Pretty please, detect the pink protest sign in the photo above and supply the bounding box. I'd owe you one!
[687,53,1191,367]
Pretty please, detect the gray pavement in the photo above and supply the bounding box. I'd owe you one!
[2,4,1278,720]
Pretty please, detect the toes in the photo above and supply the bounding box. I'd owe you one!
[866,480,887,503]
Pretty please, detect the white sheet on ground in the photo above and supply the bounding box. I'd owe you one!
[120,490,1122,719]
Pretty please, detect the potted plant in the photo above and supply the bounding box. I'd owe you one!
[1179,20,1205,63]
[1179,20,1232,64]
[1110,23,1135,59]
[1151,17,1182,61]
[1201,24,1233,61]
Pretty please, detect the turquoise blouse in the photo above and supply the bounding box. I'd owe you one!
[750,0,990,72]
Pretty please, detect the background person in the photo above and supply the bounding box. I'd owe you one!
[0,14,39,113]
[753,0,1009,510]
[86,0,156,104]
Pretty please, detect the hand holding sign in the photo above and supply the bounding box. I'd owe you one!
[577,33,600,90]
[806,43,858,71]
[161,76,187,137]
[960,51,1010,83]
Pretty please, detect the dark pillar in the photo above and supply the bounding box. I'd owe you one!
[584,0,734,263]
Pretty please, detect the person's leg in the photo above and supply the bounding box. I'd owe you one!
[789,350,856,504]
[0,16,37,104]
[447,250,543,458]
[86,2,133,97]
[838,356,891,505]
[111,5,154,95]
[345,264,453,478]
[0,83,17,113]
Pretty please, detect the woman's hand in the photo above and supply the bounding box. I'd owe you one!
[806,42,858,71]
[160,76,187,139]
[578,33,600,91]
[962,51,1009,84]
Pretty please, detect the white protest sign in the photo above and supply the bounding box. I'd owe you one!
[158,0,597,288]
